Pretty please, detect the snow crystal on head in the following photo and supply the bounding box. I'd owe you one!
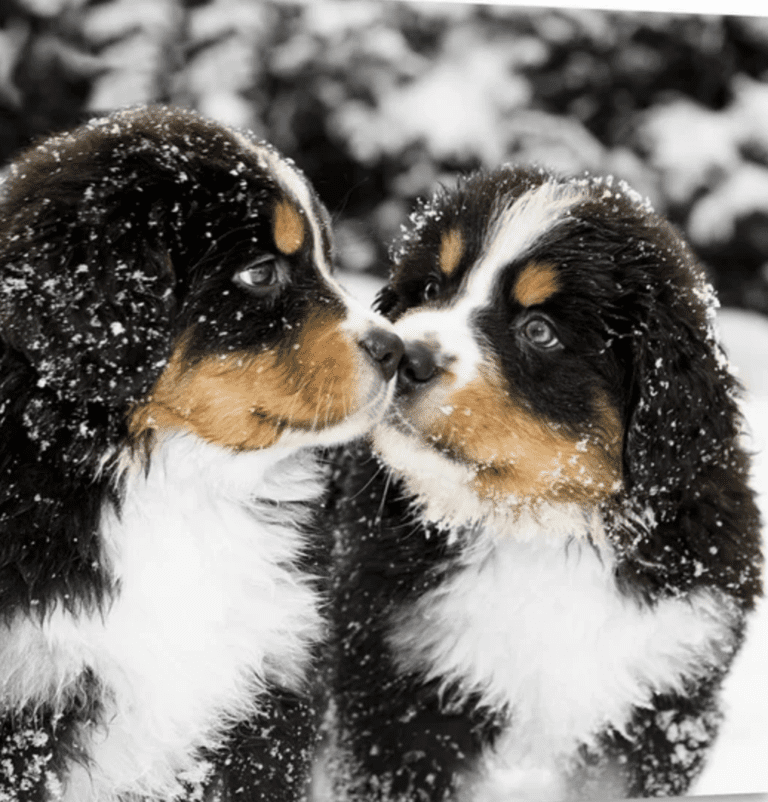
[693,273,733,375]
[572,172,655,215]
[571,172,728,359]
[389,193,445,265]
[691,266,721,331]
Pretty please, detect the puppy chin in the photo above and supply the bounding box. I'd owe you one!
[281,368,396,451]
[372,419,498,529]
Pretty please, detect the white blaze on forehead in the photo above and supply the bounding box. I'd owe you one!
[393,306,484,388]
[458,180,585,315]
[234,133,334,282]
[235,132,397,339]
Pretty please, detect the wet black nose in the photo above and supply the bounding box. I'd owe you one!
[397,341,438,395]
[359,327,404,382]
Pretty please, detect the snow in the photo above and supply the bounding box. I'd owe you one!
[640,99,740,207]
[338,271,382,308]
[183,0,271,131]
[339,272,768,798]
[333,25,541,165]
[82,0,177,44]
[641,72,768,251]
[696,310,768,798]
[429,0,766,14]
[688,164,768,247]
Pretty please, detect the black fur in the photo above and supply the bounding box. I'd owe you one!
[0,672,100,802]
[325,166,763,800]
[195,688,318,802]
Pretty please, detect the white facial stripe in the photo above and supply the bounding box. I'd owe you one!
[235,133,334,284]
[234,134,396,342]
[393,306,482,387]
[458,180,585,316]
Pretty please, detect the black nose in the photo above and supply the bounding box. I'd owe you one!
[359,327,404,382]
[397,341,438,395]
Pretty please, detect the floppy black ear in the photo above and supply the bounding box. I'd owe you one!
[616,272,762,608]
[0,129,181,617]
[622,296,739,501]
[0,191,176,414]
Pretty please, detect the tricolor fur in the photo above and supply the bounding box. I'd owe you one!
[324,166,763,800]
[0,106,401,801]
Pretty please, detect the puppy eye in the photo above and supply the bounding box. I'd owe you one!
[522,317,560,348]
[422,280,441,302]
[233,256,280,294]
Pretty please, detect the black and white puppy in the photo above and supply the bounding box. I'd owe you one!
[326,166,763,801]
[0,105,402,801]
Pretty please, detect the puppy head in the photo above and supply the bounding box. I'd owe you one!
[0,106,400,458]
[373,166,742,527]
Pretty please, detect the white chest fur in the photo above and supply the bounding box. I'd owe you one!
[1,434,325,801]
[387,505,738,800]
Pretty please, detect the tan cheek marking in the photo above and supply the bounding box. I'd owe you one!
[287,312,360,425]
[513,262,560,307]
[439,228,465,276]
[128,314,359,451]
[420,369,622,506]
[273,199,305,255]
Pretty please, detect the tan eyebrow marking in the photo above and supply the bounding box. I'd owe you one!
[513,262,560,307]
[273,199,305,255]
[438,228,465,276]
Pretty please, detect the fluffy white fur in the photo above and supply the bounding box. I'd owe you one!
[387,505,740,802]
[0,434,329,801]
[373,423,491,529]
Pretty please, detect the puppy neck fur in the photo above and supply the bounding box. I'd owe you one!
[387,507,739,800]
[0,433,325,800]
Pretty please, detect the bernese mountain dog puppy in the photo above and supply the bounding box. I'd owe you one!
[0,105,402,801]
[325,165,763,801]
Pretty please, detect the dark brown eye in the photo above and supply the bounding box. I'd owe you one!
[233,255,280,294]
[523,317,560,348]
[422,280,441,302]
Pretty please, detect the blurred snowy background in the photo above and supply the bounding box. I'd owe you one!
[3,0,768,314]
[1,0,766,797]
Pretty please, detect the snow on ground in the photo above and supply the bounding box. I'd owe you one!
[339,272,768,799]
[697,310,768,798]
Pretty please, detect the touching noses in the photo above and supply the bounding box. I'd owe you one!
[360,327,441,393]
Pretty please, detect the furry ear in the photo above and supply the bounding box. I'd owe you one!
[0,130,180,617]
[616,271,762,608]
[622,295,739,503]
[0,202,176,413]
[0,195,177,617]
